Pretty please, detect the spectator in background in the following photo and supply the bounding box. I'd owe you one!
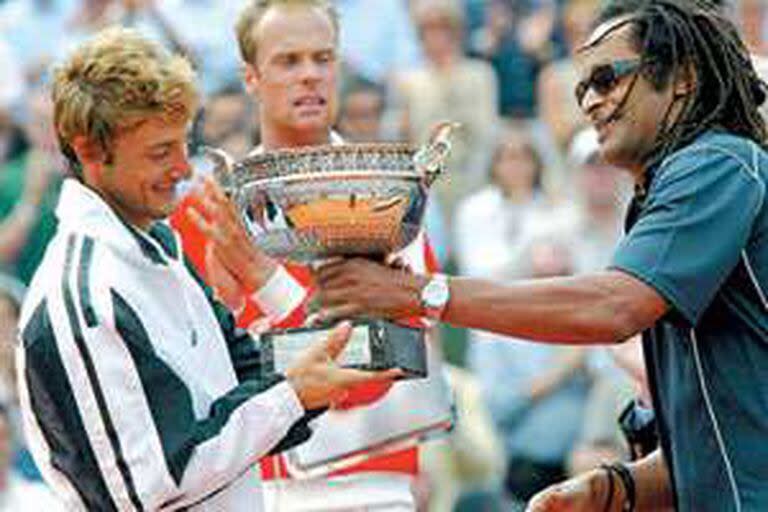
[148,0,243,95]
[58,0,195,79]
[201,85,258,159]
[467,237,589,505]
[566,128,643,477]
[0,89,63,284]
[453,123,576,280]
[0,275,42,483]
[537,0,600,156]
[0,278,24,403]
[469,0,559,119]
[0,39,24,119]
[567,128,630,274]
[337,77,386,143]
[393,0,498,226]
[0,0,74,86]
[174,84,257,200]
[336,0,423,85]
[0,37,27,166]
[418,364,505,512]
[0,402,63,511]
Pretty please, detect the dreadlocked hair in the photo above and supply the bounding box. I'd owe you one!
[597,0,767,166]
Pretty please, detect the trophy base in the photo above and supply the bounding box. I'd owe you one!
[259,320,427,380]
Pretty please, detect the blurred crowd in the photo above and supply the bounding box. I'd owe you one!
[0,0,766,510]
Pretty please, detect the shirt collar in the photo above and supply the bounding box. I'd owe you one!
[55,179,179,266]
[247,131,344,157]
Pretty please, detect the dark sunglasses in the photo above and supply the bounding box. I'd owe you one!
[575,59,644,108]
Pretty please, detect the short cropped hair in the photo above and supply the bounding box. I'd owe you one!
[52,26,199,175]
[235,0,339,66]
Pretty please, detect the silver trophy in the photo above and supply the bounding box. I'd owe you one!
[207,122,458,379]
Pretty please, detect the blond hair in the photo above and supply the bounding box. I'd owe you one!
[52,26,199,173]
[235,0,339,66]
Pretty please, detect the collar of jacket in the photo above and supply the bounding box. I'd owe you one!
[55,178,180,267]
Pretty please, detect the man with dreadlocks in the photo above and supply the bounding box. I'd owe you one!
[308,0,768,510]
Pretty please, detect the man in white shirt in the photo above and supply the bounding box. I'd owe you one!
[16,26,397,512]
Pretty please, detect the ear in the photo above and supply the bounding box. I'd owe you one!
[673,62,697,99]
[243,63,261,98]
[71,135,106,181]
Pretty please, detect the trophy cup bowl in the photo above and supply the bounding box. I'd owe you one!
[206,122,458,379]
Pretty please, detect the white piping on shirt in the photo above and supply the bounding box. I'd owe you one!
[690,328,742,512]
[742,251,768,311]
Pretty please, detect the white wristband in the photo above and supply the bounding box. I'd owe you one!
[250,265,306,322]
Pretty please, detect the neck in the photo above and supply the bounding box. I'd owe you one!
[502,187,535,203]
[260,122,331,150]
[431,53,458,71]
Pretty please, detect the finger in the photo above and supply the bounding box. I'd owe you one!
[309,257,345,273]
[187,207,224,242]
[313,260,351,284]
[315,288,355,308]
[377,368,406,379]
[333,367,403,386]
[315,304,362,325]
[198,193,221,217]
[203,175,228,203]
[304,313,321,328]
[328,390,350,409]
[323,321,353,360]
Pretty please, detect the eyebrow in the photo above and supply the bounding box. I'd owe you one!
[145,141,175,153]
[271,46,336,57]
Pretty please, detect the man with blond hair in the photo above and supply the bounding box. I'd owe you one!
[16,26,396,511]
[173,0,445,510]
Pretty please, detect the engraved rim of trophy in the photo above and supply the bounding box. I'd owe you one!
[204,121,459,262]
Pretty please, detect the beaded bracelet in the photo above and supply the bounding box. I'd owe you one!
[600,462,636,512]
[602,464,615,512]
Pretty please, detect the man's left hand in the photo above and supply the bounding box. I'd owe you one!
[312,258,427,324]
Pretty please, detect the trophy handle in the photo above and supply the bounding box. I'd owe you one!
[203,146,235,196]
[413,121,460,187]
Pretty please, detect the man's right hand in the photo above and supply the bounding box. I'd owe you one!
[187,177,278,294]
[285,322,402,410]
[526,469,614,512]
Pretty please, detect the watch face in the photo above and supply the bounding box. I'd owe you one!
[424,278,449,308]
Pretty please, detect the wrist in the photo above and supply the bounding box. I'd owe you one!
[242,256,278,294]
[417,273,450,321]
[600,462,636,512]
[591,467,614,512]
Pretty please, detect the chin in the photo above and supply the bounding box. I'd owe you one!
[598,143,630,169]
[293,115,329,131]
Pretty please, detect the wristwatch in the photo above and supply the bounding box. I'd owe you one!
[420,273,450,320]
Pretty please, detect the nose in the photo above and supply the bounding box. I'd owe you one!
[169,148,193,181]
[580,87,605,125]
[580,85,602,113]
[298,59,323,84]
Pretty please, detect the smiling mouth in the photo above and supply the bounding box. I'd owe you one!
[293,97,327,108]
[594,116,620,140]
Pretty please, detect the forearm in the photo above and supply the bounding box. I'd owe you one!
[628,449,675,511]
[443,271,663,345]
[592,449,674,512]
